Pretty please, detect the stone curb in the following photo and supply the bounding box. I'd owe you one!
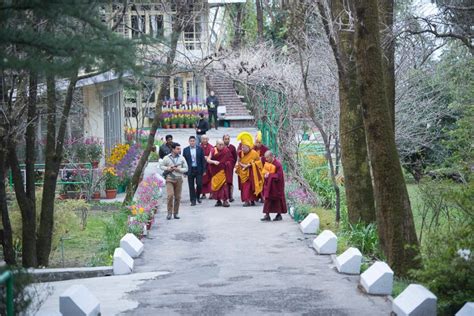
[30,266,113,283]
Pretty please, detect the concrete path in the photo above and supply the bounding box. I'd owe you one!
[123,136,391,315]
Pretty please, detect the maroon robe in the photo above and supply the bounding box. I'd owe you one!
[225,144,237,185]
[201,143,214,194]
[254,144,269,163]
[209,146,233,201]
[263,159,287,214]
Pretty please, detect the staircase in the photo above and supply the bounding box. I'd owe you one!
[207,74,254,127]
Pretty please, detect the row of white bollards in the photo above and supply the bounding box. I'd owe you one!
[299,213,472,316]
[58,233,145,315]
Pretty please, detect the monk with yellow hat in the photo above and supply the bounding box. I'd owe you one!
[235,132,264,207]
[254,131,269,163]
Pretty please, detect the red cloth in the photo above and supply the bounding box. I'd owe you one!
[211,184,229,201]
[201,143,214,194]
[209,146,233,185]
[254,144,269,163]
[227,144,237,165]
[237,164,260,203]
[263,159,287,214]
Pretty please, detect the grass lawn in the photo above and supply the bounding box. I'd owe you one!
[48,210,117,268]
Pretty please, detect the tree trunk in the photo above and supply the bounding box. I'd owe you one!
[354,0,420,275]
[37,73,78,266]
[380,0,395,130]
[255,0,264,41]
[232,3,244,48]
[0,142,16,265]
[8,73,38,267]
[123,6,187,205]
[322,0,376,224]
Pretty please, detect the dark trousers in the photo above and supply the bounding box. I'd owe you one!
[188,167,203,203]
[208,110,218,129]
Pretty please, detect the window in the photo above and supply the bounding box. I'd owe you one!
[125,107,138,118]
[183,16,202,50]
[131,15,145,38]
[173,77,183,100]
[149,14,164,38]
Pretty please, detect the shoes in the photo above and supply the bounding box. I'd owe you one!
[174,215,180,219]
[251,201,256,206]
[261,214,271,221]
[229,198,234,202]
[167,214,172,220]
[243,202,251,207]
[273,214,282,221]
[223,201,230,207]
[191,201,196,206]
[215,200,223,207]
[201,194,207,199]
[197,199,202,204]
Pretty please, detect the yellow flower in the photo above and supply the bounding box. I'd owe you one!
[131,209,137,215]
[139,207,144,213]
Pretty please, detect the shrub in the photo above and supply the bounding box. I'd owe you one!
[300,154,337,208]
[100,208,128,264]
[340,221,383,259]
[410,223,473,315]
[9,193,82,259]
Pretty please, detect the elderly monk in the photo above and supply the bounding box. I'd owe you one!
[200,135,214,199]
[261,150,287,221]
[207,140,233,207]
[236,132,264,207]
[223,134,237,202]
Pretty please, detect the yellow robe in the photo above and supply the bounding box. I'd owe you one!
[236,149,263,196]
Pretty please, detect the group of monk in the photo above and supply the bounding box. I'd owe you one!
[201,131,287,221]
[159,131,287,221]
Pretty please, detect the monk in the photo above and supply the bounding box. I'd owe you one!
[207,140,233,207]
[235,132,264,207]
[253,131,268,203]
[223,134,237,202]
[200,135,214,199]
[261,150,287,221]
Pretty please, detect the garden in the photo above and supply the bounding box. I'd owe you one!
[160,108,208,129]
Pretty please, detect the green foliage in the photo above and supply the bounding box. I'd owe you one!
[443,105,473,179]
[300,154,337,208]
[9,194,83,259]
[100,208,128,264]
[339,222,383,259]
[410,223,473,315]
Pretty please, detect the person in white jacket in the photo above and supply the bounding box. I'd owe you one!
[160,142,188,220]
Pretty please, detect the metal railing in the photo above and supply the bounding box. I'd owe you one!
[0,271,14,316]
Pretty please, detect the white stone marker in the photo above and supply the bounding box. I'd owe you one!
[360,261,393,295]
[59,284,100,316]
[312,230,337,254]
[392,284,437,316]
[456,302,474,316]
[299,213,320,234]
[120,233,144,258]
[336,247,362,274]
[113,247,134,275]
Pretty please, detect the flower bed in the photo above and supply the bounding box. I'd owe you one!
[126,174,165,238]
[160,108,208,128]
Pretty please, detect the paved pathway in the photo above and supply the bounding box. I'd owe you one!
[123,135,391,315]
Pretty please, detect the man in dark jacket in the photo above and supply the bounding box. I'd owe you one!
[206,90,219,130]
[159,134,173,159]
[195,113,209,146]
[183,136,206,206]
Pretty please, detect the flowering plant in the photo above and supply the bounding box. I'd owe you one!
[84,137,103,162]
[127,218,144,237]
[114,144,142,179]
[108,143,130,165]
[104,167,119,190]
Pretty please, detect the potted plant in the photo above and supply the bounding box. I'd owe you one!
[104,167,119,199]
[170,116,177,129]
[127,219,144,239]
[85,137,103,168]
[75,142,88,164]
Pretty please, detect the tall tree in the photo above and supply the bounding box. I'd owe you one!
[0,1,137,266]
[353,0,420,275]
[255,0,264,41]
[123,1,195,204]
[318,0,376,224]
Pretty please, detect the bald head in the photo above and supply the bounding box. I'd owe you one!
[264,150,274,162]
[216,139,225,150]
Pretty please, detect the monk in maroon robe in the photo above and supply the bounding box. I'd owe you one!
[200,135,214,198]
[208,140,233,207]
[253,139,268,202]
[261,150,287,221]
[223,134,237,202]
